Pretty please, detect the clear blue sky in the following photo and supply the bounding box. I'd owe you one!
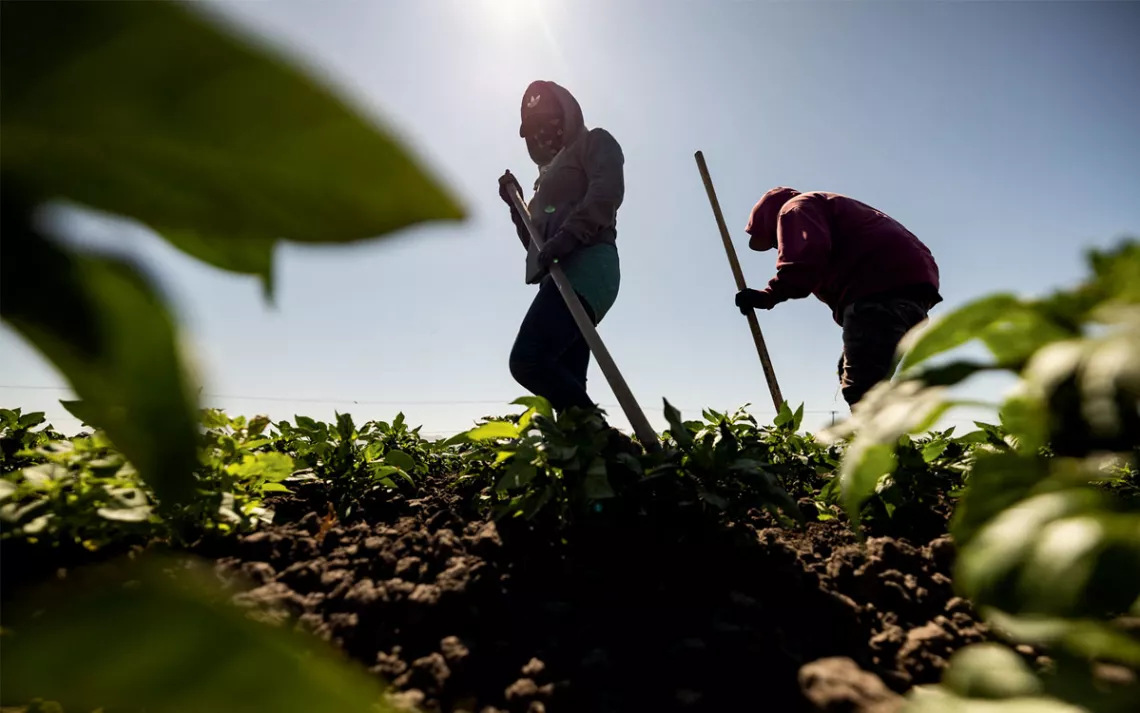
[3,0,1138,438]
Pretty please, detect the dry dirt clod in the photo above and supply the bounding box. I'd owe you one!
[441,635,471,663]
[798,657,905,713]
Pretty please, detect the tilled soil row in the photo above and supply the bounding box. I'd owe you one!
[185,476,990,712]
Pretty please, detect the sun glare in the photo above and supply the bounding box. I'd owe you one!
[471,0,543,34]
[462,0,568,78]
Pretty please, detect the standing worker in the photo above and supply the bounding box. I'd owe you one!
[497,80,625,416]
[733,187,942,407]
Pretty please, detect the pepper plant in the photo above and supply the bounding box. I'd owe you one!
[821,239,1140,713]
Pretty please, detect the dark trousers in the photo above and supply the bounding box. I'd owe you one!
[509,277,598,413]
[837,296,931,407]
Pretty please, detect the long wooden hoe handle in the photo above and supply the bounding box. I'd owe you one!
[505,183,661,452]
[693,151,785,412]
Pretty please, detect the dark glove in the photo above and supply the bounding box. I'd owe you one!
[735,288,777,315]
[538,230,577,268]
[498,170,523,208]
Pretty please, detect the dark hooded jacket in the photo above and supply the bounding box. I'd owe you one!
[509,81,625,282]
[745,187,942,324]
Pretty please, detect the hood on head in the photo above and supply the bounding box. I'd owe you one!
[519,80,586,166]
[745,186,801,251]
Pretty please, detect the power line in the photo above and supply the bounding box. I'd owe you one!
[0,384,845,415]
[2,384,991,438]
[0,385,528,407]
[1,385,80,392]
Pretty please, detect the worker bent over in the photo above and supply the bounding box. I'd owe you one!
[734,187,942,407]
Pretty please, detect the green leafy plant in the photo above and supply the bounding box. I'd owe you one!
[447,397,634,523]
[447,397,820,527]
[814,426,977,537]
[270,411,440,519]
[654,399,817,524]
[1,429,162,549]
[822,239,1140,712]
[0,408,67,472]
[1,408,299,550]
[199,409,291,496]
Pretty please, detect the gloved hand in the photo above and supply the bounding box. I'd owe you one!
[538,230,577,268]
[498,170,523,208]
[735,288,777,315]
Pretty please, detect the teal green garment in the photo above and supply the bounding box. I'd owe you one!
[558,242,620,322]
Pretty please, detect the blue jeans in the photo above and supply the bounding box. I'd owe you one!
[509,277,598,413]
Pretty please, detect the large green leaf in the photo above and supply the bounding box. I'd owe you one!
[382,449,416,473]
[16,411,47,429]
[922,439,950,463]
[0,554,393,713]
[950,453,1051,548]
[225,452,295,483]
[940,643,1044,700]
[58,399,102,428]
[997,392,1049,454]
[466,421,522,442]
[982,609,1140,667]
[161,230,278,299]
[907,360,997,388]
[840,442,897,531]
[1,201,198,507]
[1020,318,1140,457]
[0,0,465,295]
[902,687,1093,713]
[1018,512,1140,618]
[897,294,1021,372]
[818,378,958,446]
[512,395,555,422]
[979,304,1075,369]
[954,489,1105,613]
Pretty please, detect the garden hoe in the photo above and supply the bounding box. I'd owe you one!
[693,150,785,413]
[501,170,661,453]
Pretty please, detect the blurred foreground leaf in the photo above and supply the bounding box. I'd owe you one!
[897,294,1020,372]
[950,453,1051,548]
[0,554,393,713]
[1,199,198,507]
[983,609,1140,667]
[941,643,1044,700]
[0,0,465,296]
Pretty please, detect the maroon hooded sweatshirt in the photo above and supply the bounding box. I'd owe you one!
[745,187,942,325]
